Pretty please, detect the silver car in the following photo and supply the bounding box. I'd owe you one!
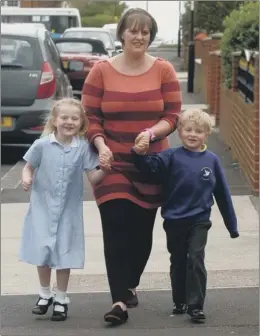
[1,23,73,147]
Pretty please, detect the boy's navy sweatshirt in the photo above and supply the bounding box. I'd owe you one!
[131,146,238,236]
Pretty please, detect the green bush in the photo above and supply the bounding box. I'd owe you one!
[81,14,116,28]
[220,1,259,88]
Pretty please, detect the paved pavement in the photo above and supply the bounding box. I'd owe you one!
[1,288,258,336]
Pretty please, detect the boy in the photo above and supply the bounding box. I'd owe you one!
[131,109,239,323]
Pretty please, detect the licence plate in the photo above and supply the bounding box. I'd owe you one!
[62,60,68,69]
[1,117,13,128]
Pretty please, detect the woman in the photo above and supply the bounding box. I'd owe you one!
[82,8,182,325]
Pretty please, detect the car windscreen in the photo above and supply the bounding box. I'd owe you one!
[56,42,93,54]
[109,28,117,41]
[64,31,114,50]
[1,36,42,69]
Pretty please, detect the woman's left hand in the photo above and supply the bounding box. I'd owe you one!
[135,130,150,146]
[135,131,151,154]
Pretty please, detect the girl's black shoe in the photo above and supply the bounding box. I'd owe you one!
[104,305,128,325]
[126,290,139,308]
[188,309,206,323]
[32,296,53,315]
[172,303,187,315]
[51,302,68,322]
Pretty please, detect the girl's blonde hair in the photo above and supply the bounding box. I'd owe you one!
[42,98,88,137]
[178,109,213,134]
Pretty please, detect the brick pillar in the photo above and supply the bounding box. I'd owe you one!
[201,34,222,104]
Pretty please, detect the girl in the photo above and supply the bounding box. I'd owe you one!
[20,98,110,322]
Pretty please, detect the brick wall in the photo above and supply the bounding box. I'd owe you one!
[219,86,233,147]
[193,34,222,103]
[194,60,203,94]
[219,54,259,195]
[208,51,221,122]
[193,32,259,195]
[201,35,222,104]
[195,39,203,59]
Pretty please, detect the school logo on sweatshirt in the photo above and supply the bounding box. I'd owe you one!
[201,167,212,180]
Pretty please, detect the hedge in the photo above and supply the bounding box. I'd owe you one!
[220,1,259,88]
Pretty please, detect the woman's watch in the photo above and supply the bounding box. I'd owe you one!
[144,128,156,142]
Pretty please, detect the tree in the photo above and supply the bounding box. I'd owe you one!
[69,0,128,27]
[220,1,259,88]
[181,1,244,41]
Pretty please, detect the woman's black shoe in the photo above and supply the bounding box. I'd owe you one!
[32,296,53,315]
[126,290,138,308]
[104,305,128,325]
[51,302,68,322]
[188,309,206,322]
[172,303,187,315]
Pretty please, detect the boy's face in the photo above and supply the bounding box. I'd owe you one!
[178,121,208,151]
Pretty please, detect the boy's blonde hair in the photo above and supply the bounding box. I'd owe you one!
[42,98,88,136]
[178,109,213,134]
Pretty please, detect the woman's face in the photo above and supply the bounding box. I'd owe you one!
[122,23,151,55]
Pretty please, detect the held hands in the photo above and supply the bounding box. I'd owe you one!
[99,144,113,171]
[133,131,150,155]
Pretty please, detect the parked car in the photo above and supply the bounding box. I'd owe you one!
[102,23,122,52]
[62,27,120,57]
[1,23,73,147]
[54,37,109,97]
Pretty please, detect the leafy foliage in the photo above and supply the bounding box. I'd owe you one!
[181,1,243,42]
[69,0,128,27]
[220,1,259,88]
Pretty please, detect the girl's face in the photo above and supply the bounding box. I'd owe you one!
[178,121,208,151]
[122,24,150,55]
[53,104,83,139]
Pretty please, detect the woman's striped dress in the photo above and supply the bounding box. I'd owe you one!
[82,58,182,209]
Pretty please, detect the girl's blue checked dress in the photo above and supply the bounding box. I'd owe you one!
[19,133,99,270]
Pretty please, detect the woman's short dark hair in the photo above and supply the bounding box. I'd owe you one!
[116,8,158,46]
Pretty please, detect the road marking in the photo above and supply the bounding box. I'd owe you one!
[2,285,258,296]
[176,72,188,79]
[1,161,24,190]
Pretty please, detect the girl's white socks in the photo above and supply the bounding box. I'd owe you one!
[54,290,70,312]
[38,285,53,305]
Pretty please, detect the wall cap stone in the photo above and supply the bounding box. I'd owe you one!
[232,51,242,57]
[210,32,223,40]
[210,50,222,56]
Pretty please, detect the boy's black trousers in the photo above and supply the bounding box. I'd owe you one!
[163,218,212,311]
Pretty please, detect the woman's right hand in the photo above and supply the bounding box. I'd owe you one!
[99,144,113,170]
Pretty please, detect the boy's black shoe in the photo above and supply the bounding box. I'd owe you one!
[104,305,128,325]
[32,296,53,315]
[51,302,68,321]
[172,303,187,315]
[188,309,206,322]
[126,290,139,308]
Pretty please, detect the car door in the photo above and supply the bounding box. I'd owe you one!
[44,32,72,98]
